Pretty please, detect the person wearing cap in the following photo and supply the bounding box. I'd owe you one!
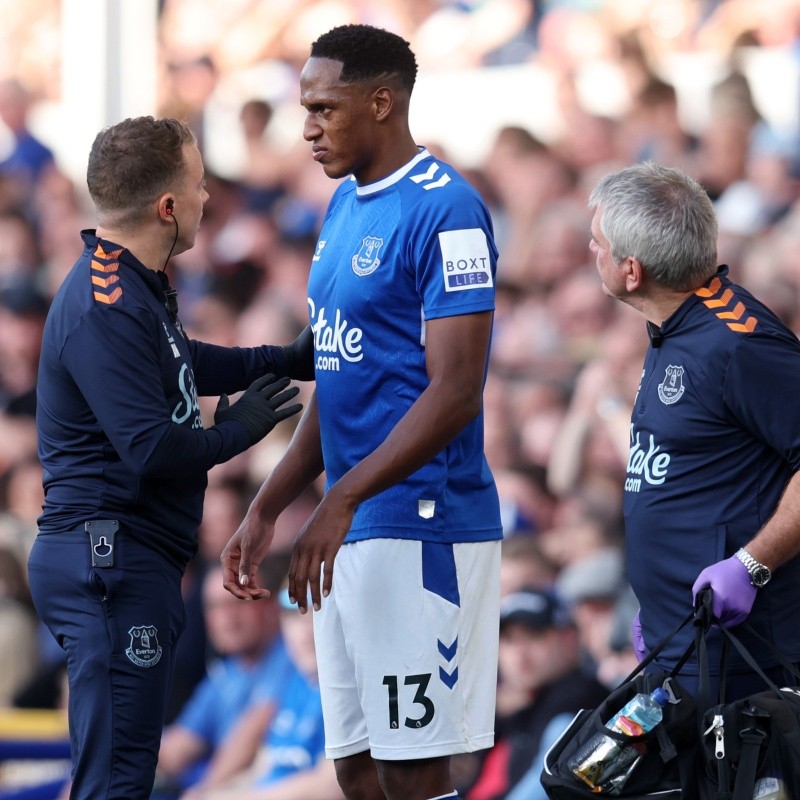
[588,161,800,701]
[459,588,608,800]
[555,546,628,683]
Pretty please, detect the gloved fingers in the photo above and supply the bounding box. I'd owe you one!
[271,402,303,422]
[266,385,301,409]
[215,393,230,413]
[250,373,279,393]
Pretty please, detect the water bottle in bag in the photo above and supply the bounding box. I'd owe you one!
[568,687,670,794]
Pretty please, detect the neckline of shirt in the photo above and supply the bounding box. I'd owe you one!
[354,147,431,197]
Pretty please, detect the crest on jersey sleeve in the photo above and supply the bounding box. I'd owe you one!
[352,236,383,276]
[125,625,163,668]
[657,365,685,405]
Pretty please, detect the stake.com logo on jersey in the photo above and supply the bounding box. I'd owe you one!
[625,426,671,493]
[308,298,363,373]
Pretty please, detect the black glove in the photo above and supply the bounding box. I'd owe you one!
[278,325,315,381]
[214,374,302,444]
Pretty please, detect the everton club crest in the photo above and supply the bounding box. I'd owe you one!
[352,236,383,276]
[658,365,685,405]
[126,625,163,668]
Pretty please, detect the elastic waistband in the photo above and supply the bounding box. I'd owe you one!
[35,525,126,544]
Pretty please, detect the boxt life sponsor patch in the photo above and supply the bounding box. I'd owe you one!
[439,228,493,292]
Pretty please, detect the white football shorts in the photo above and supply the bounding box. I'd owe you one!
[313,537,501,761]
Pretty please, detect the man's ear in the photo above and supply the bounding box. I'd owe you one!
[373,86,393,122]
[624,257,644,292]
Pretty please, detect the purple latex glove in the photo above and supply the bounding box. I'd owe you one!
[631,610,646,662]
[691,555,757,627]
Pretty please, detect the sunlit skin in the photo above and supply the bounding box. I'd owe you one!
[94,141,209,270]
[169,142,209,255]
[299,57,418,185]
[589,208,624,301]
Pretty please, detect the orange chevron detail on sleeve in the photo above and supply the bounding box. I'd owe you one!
[695,277,721,298]
[91,259,120,273]
[703,288,734,309]
[94,244,123,260]
[726,317,758,333]
[717,301,745,321]
[91,274,120,288]
[93,287,123,305]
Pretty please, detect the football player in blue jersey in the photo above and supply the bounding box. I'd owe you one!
[28,116,311,799]
[222,24,503,800]
[588,161,800,701]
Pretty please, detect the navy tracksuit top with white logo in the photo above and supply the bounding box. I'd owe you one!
[626,266,800,673]
[36,231,290,567]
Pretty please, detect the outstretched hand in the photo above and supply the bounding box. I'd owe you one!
[220,514,275,600]
[214,374,302,445]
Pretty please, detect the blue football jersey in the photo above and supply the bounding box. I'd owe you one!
[624,266,800,671]
[307,149,501,544]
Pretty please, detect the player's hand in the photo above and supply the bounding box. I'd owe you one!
[631,609,646,662]
[691,555,756,627]
[220,514,275,600]
[214,374,302,445]
[288,488,354,613]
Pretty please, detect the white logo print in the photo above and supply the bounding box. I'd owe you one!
[126,626,162,668]
[308,298,363,372]
[162,322,181,358]
[312,240,327,262]
[658,365,685,405]
[172,363,203,429]
[409,162,452,190]
[352,236,383,276]
[439,229,493,292]
[625,428,671,492]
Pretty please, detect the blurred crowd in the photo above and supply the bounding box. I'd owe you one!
[2,0,800,797]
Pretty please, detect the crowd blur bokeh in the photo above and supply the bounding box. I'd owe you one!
[2,0,800,797]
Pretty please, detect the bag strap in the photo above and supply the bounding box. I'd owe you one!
[695,589,714,713]
[736,622,800,682]
[732,725,767,800]
[719,626,784,698]
[618,605,697,686]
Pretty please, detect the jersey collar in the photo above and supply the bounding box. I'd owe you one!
[81,229,177,308]
[650,265,730,345]
[354,148,432,197]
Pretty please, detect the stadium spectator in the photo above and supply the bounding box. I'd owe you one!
[457,588,608,800]
[156,561,295,796]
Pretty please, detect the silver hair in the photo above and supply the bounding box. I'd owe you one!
[588,162,718,291]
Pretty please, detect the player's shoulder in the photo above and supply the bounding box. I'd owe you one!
[693,273,790,343]
[400,152,480,200]
[86,240,127,309]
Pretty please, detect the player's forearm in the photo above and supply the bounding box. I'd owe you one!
[332,372,483,509]
[247,392,324,525]
[745,470,800,571]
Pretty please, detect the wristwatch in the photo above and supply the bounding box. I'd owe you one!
[734,548,772,588]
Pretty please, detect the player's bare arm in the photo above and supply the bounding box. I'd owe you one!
[221,392,324,600]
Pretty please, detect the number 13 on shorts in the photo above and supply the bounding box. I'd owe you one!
[314,539,501,761]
